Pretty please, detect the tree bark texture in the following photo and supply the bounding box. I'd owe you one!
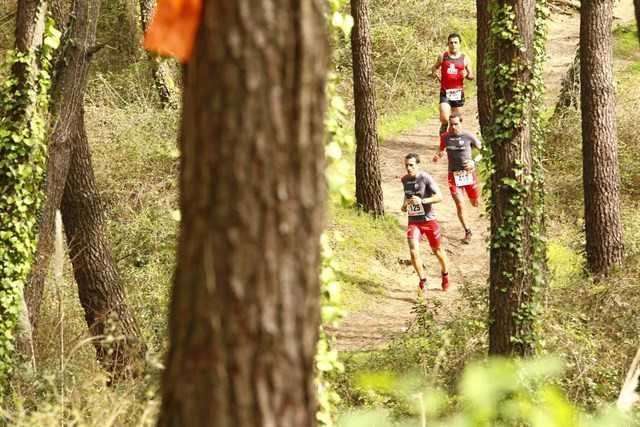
[580,0,624,276]
[634,0,640,42]
[351,0,384,216]
[488,0,537,357]
[61,121,145,376]
[157,1,328,425]
[139,0,178,109]
[9,0,46,120]
[14,0,46,72]
[24,0,146,375]
[476,0,493,138]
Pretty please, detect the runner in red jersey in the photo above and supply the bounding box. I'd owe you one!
[401,153,450,295]
[430,33,474,135]
[432,113,483,244]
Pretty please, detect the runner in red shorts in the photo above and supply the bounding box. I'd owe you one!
[432,113,483,244]
[401,153,450,295]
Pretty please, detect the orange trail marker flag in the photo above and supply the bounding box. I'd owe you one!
[143,0,202,62]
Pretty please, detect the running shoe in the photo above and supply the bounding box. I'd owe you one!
[441,272,450,291]
[463,228,473,244]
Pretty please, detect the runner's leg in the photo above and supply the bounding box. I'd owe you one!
[408,238,424,279]
[452,193,469,231]
[431,246,448,274]
[439,102,451,134]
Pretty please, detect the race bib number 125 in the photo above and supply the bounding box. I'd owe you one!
[408,203,425,216]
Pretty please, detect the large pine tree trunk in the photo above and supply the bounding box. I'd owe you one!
[139,0,177,109]
[580,0,624,276]
[24,0,145,376]
[351,0,384,216]
[158,1,328,425]
[488,0,537,357]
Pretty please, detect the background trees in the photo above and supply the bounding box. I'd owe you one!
[138,0,177,109]
[157,1,328,424]
[351,0,384,216]
[580,0,624,276]
[23,0,145,377]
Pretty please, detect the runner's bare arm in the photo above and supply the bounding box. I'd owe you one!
[433,149,445,163]
[464,55,474,80]
[431,54,443,80]
[421,190,443,205]
[464,151,483,171]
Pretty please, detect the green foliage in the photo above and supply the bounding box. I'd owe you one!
[0,14,59,384]
[95,0,141,72]
[338,355,632,426]
[315,5,355,424]
[377,104,439,142]
[4,364,161,425]
[613,22,640,58]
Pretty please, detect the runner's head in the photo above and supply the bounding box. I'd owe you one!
[449,112,463,136]
[447,33,461,54]
[405,153,421,177]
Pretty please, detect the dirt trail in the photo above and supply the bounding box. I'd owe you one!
[333,1,636,352]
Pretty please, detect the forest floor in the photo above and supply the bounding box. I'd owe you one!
[333,0,636,352]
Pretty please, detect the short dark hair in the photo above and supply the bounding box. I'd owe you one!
[448,33,461,43]
[449,112,463,122]
[405,153,421,163]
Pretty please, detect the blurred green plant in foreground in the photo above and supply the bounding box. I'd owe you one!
[339,356,633,426]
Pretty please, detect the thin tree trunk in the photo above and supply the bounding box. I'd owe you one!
[476,0,493,138]
[139,0,177,109]
[580,0,624,276]
[351,0,384,216]
[61,124,145,377]
[158,0,328,424]
[488,0,538,357]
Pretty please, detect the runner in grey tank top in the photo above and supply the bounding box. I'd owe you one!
[432,113,483,244]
